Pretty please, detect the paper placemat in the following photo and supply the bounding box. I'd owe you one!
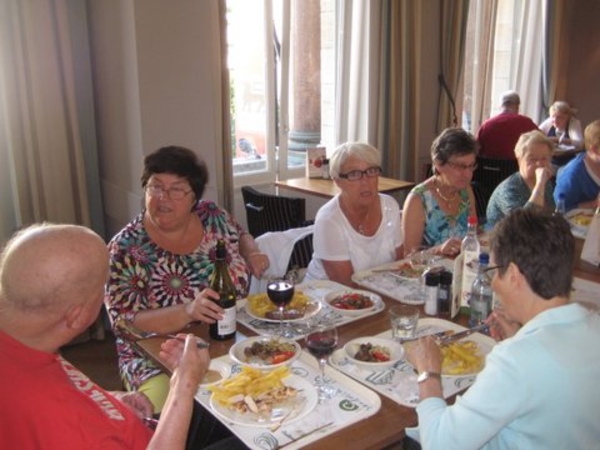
[351,259,454,303]
[572,276,600,310]
[195,350,381,450]
[329,318,496,408]
[237,280,385,339]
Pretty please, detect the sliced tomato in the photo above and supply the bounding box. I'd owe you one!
[271,351,295,364]
[372,350,390,362]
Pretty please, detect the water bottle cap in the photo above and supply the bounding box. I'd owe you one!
[478,252,490,264]
[468,216,478,225]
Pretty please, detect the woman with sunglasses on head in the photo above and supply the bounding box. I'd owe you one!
[402,127,478,257]
[105,146,269,415]
[304,142,403,286]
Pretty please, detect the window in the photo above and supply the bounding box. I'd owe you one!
[226,0,336,184]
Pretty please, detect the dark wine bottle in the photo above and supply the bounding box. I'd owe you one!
[208,240,237,341]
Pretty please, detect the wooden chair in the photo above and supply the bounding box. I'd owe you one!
[471,156,518,204]
[241,186,307,237]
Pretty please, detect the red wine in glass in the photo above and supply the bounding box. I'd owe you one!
[267,280,294,335]
[305,321,338,401]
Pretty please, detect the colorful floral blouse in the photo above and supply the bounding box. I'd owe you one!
[411,183,471,246]
[104,200,250,389]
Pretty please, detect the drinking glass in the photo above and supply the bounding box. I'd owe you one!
[404,246,434,303]
[266,279,295,337]
[389,305,420,342]
[305,319,338,401]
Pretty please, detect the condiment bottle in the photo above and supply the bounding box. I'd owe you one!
[208,240,237,341]
[424,271,440,316]
[437,270,453,318]
[460,215,480,315]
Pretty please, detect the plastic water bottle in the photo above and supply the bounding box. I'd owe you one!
[555,193,566,216]
[460,216,480,315]
[469,253,493,327]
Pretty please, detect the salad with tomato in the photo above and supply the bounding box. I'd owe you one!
[330,292,374,310]
[243,339,297,365]
[353,342,391,362]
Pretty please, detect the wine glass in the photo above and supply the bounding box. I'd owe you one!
[266,279,295,337]
[405,246,434,303]
[305,319,338,402]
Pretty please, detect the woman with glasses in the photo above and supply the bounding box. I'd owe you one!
[104,146,268,413]
[304,142,403,286]
[402,127,478,257]
[486,131,555,227]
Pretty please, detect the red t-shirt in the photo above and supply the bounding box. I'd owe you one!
[476,112,539,159]
[0,331,153,449]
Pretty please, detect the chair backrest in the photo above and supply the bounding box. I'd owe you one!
[472,156,518,206]
[241,186,306,237]
[286,231,314,272]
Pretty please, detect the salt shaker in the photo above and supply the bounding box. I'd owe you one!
[424,271,440,316]
[437,270,453,318]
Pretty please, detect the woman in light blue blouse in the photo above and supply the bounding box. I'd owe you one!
[486,130,555,227]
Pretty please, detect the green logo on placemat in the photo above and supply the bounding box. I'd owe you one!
[339,399,359,411]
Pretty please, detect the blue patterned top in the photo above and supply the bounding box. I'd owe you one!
[411,183,471,246]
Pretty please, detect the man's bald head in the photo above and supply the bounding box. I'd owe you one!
[0,224,108,314]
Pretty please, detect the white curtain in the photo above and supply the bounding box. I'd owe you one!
[335,0,383,145]
[508,0,544,122]
[0,0,104,243]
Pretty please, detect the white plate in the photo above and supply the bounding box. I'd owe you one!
[385,261,424,280]
[200,360,232,387]
[324,289,381,316]
[343,337,405,370]
[565,208,594,238]
[209,374,317,428]
[229,336,301,370]
[245,299,322,323]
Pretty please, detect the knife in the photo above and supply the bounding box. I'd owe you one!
[439,323,489,345]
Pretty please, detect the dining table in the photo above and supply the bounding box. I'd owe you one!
[135,235,600,450]
[275,176,415,199]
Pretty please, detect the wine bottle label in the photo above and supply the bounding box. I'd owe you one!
[217,306,236,336]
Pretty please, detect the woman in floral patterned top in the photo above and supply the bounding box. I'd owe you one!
[105,146,269,413]
[402,128,478,257]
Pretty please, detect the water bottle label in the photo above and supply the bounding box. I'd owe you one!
[461,250,479,308]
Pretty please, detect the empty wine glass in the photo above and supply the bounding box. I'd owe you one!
[266,279,295,337]
[404,246,434,303]
[305,319,338,402]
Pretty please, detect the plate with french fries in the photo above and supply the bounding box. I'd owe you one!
[565,208,594,238]
[245,290,322,323]
[208,366,317,427]
[439,340,486,377]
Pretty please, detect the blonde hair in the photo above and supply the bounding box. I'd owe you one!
[584,120,600,150]
[514,130,553,159]
[549,101,577,118]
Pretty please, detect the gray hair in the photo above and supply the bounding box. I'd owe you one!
[329,142,382,179]
[549,101,577,117]
[501,90,520,107]
[514,130,554,159]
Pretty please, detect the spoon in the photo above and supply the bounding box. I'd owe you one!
[115,317,210,349]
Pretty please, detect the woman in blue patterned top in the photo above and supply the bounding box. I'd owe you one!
[487,131,555,227]
[402,128,478,257]
[104,146,269,413]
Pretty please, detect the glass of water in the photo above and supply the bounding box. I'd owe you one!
[389,305,420,342]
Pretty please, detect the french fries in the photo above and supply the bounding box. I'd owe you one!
[208,366,292,407]
[246,291,310,318]
[440,340,484,375]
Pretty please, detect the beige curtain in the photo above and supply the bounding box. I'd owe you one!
[466,0,498,134]
[436,0,470,132]
[217,0,234,211]
[378,1,422,181]
[0,0,103,242]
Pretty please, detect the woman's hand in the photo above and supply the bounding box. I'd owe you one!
[534,166,553,187]
[437,237,462,257]
[405,336,443,373]
[184,288,223,323]
[486,308,521,341]
[246,251,270,278]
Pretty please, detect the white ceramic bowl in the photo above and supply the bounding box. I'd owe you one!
[324,289,381,316]
[229,336,301,370]
[343,337,404,370]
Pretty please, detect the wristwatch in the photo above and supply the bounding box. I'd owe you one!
[417,371,441,384]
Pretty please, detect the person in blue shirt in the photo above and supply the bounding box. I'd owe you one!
[405,209,600,449]
[553,119,600,211]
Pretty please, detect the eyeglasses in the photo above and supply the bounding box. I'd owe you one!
[445,161,478,172]
[145,184,193,201]
[483,265,503,276]
[338,166,382,181]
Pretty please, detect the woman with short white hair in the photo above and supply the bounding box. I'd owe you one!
[304,142,403,286]
[539,101,583,151]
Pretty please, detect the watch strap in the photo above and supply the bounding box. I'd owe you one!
[417,371,442,383]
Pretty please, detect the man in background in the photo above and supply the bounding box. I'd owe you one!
[477,90,539,160]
